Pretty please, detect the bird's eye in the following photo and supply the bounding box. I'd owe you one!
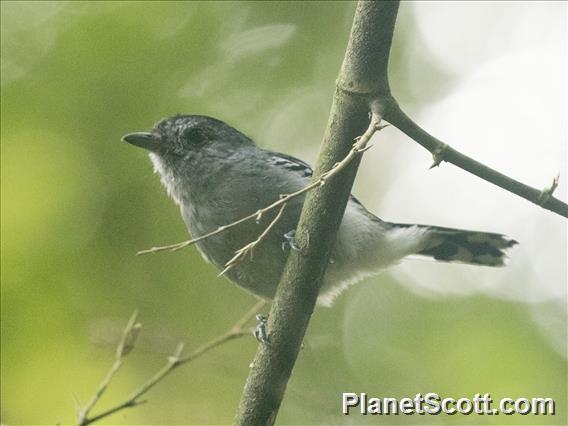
[182,127,207,144]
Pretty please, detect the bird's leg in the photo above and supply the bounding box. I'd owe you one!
[281,229,299,252]
[253,314,269,344]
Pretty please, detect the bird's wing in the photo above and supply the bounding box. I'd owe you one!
[266,151,313,178]
[266,150,374,212]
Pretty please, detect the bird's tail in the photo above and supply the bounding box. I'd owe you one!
[390,223,518,267]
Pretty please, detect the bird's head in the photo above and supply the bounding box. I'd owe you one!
[122,114,254,162]
[122,114,255,204]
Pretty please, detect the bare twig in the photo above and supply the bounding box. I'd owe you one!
[383,98,568,218]
[136,116,383,258]
[77,300,265,426]
[77,312,141,425]
[218,203,288,277]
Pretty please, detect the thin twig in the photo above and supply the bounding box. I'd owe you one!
[77,300,265,426]
[77,311,141,425]
[136,113,383,257]
[383,101,568,218]
[218,203,287,277]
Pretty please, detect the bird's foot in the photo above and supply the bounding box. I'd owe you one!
[253,314,269,344]
[281,230,299,252]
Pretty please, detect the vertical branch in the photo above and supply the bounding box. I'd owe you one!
[234,2,400,424]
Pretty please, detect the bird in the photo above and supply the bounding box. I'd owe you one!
[123,115,517,306]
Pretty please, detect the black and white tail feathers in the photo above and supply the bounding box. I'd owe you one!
[390,223,518,267]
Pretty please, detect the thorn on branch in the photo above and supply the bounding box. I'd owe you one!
[429,143,449,169]
[538,174,560,206]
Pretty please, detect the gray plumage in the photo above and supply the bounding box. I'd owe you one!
[123,115,517,306]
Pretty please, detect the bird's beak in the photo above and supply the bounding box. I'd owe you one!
[122,132,161,152]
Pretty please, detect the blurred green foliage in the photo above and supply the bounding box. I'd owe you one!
[1,2,565,425]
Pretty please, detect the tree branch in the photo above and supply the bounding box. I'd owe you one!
[383,101,568,217]
[234,2,399,424]
[77,312,141,425]
[77,301,264,425]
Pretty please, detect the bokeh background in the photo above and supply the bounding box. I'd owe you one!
[1,1,566,425]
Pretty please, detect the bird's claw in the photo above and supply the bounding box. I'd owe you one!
[282,230,299,252]
[253,314,269,344]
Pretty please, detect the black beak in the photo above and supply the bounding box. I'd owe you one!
[122,132,161,152]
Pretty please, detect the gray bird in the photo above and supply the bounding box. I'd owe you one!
[123,115,517,306]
